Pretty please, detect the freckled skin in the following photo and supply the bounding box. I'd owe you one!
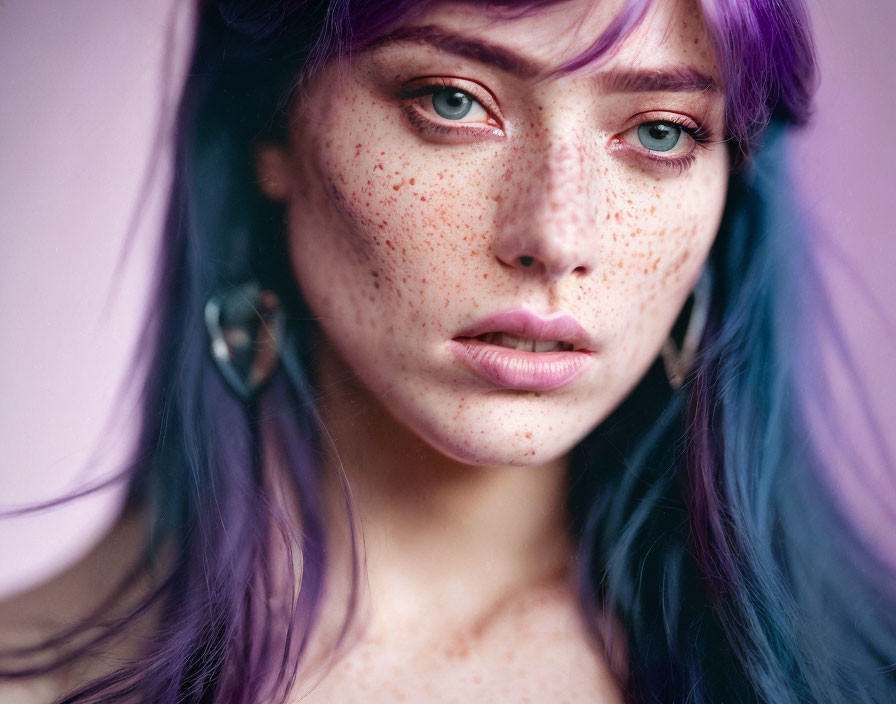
[258,0,729,686]
[257,3,728,697]
[268,0,728,471]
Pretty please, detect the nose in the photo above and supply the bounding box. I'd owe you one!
[492,140,599,282]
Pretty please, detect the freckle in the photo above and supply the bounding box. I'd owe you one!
[614,212,622,222]
[421,196,426,201]
[409,178,415,185]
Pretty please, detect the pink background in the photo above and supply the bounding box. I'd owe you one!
[1,0,893,598]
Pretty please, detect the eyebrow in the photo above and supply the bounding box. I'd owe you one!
[365,25,542,79]
[364,25,719,95]
[598,67,718,94]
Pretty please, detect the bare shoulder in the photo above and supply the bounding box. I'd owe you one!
[0,510,158,703]
[0,678,62,704]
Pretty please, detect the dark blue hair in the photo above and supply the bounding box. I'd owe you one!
[1,1,894,702]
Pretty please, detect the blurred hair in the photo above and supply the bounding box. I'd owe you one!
[2,0,894,702]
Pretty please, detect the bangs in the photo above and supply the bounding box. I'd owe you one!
[295,0,814,160]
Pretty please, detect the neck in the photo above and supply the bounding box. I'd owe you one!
[312,340,575,640]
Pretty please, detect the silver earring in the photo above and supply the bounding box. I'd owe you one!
[660,268,712,390]
[205,281,283,402]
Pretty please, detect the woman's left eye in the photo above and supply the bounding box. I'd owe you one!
[612,117,709,172]
[636,122,684,152]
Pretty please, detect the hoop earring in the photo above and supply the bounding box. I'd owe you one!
[205,281,283,402]
[660,268,712,390]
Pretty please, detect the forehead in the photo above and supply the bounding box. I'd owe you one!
[386,0,720,84]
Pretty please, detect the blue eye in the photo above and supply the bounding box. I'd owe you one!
[432,89,475,120]
[637,122,682,152]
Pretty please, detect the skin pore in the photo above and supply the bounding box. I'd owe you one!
[0,0,729,702]
[258,0,729,700]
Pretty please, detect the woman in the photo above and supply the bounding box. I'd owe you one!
[1,0,894,701]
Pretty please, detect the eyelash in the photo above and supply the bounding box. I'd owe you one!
[616,117,713,174]
[398,80,504,140]
[398,80,712,173]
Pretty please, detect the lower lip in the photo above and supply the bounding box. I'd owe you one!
[448,339,592,391]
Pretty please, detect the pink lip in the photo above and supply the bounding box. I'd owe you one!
[449,307,594,392]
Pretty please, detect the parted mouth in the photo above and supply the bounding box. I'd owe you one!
[457,332,576,353]
[453,306,594,353]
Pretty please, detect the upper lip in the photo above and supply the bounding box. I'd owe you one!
[454,306,594,351]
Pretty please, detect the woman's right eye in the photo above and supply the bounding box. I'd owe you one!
[426,87,490,123]
[398,81,504,139]
[430,88,484,121]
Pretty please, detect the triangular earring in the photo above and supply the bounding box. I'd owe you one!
[660,267,712,390]
[205,281,283,402]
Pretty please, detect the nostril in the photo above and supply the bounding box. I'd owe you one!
[573,265,587,275]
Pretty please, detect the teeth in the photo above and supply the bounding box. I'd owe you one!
[475,333,568,352]
[534,339,561,352]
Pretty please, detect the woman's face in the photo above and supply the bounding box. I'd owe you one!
[260,0,728,466]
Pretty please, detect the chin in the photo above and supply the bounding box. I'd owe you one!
[408,402,593,468]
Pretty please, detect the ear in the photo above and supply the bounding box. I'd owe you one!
[254,143,292,201]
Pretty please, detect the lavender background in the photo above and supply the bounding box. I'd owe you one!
[0,0,893,599]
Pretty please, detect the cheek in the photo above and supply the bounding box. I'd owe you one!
[597,163,726,358]
[285,93,510,382]
[610,177,705,289]
[292,100,499,315]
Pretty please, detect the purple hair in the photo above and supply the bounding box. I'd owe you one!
[2,1,894,702]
